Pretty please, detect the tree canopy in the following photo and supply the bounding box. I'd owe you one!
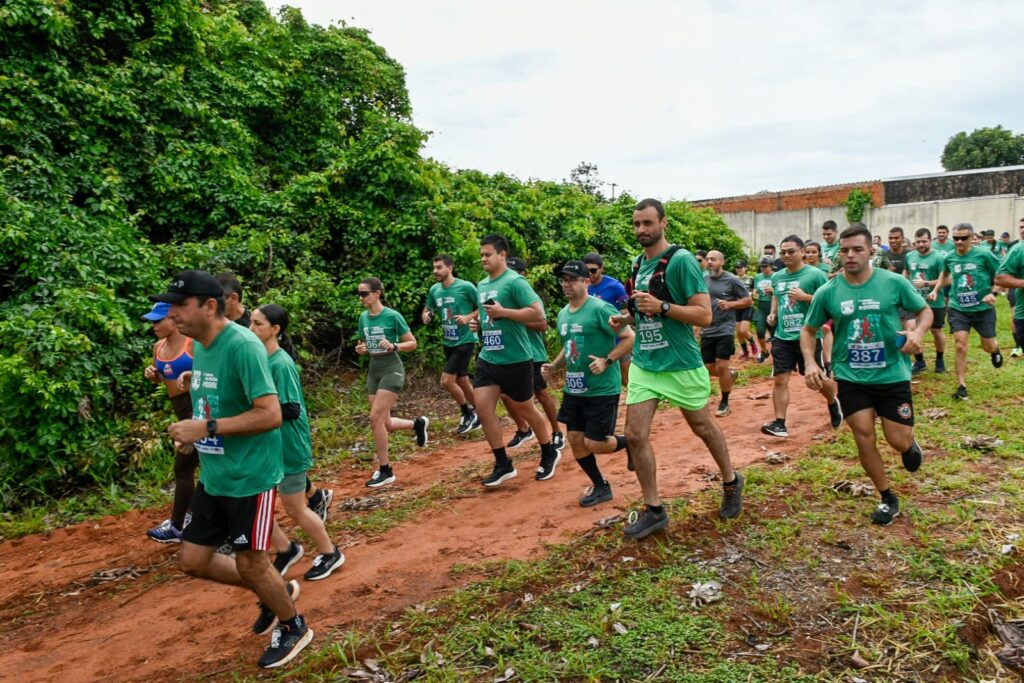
[941,126,1024,171]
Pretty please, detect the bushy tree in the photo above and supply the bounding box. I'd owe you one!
[941,126,1024,171]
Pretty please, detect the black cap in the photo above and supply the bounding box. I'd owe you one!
[758,256,773,267]
[149,270,225,304]
[981,229,995,237]
[507,256,527,274]
[582,252,604,266]
[736,260,748,268]
[561,260,590,279]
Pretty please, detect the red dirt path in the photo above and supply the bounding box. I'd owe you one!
[0,373,833,682]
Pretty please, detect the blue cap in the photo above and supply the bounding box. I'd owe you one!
[142,302,171,321]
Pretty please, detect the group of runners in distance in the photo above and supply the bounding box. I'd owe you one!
[140,200,1024,668]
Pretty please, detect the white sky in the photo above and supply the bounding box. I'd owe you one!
[273,1,1024,200]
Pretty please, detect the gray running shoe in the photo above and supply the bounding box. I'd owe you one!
[870,498,900,526]
[623,505,669,539]
[579,481,612,507]
[719,472,744,520]
[258,614,314,669]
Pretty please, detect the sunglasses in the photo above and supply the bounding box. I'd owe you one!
[587,267,599,274]
[779,248,799,255]
[357,290,373,297]
[952,235,971,242]
[558,277,587,285]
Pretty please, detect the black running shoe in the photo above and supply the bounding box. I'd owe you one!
[465,412,482,432]
[310,489,333,523]
[870,498,900,526]
[304,546,345,581]
[992,350,1004,368]
[715,401,731,417]
[506,429,535,449]
[579,481,612,507]
[482,462,517,487]
[935,359,946,373]
[760,419,788,438]
[901,440,923,473]
[456,412,474,435]
[258,615,314,669]
[253,580,299,635]
[273,541,304,576]
[414,416,430,447]
[535,450,562,481]
[366,467,396,488]
[623,505,669,539]
[720,472,744,520]
[552,430,565,451]
[828,400,843,430]
[953,385,968,401]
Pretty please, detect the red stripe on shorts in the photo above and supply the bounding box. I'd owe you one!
[251,489,275,551]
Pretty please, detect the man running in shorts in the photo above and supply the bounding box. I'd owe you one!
[996,238,1024,359]
[701,250,751,417]
[584,252,632,383]
[762,235,842,438]
[752,256,775,362]
[543,261,634,506]
[803,224,928,526]
[933,222,1003,401]
[473,235,560,486]
[155,270,313,669]
[424,254,481,434]
[904,228,948,373]
[610,198,743,539]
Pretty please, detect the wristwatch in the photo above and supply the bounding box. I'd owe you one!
[604,356,615,365]
[206,419,218,438]
[659,301,671,316]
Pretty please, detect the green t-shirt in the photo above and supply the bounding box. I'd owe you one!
[822,240,840,266]
[556,296,622,397]
[942,247,1001,312]
[190,323,282,497]
[358,307,411,354]
[753,272,774,312]
[811,261,831,274]
[996,242,1024,321]
[477,269,542,365]
[268,349,313,476]
[932,239,955,256]
[630,246,706,372]
[806,269,926,385]
[529,328,548,363]
[904,249,947,308]
[770,265,828,341]
[427,278,479,347]
[979,240,1008,260]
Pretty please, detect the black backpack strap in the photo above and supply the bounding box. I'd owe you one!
[649,245,683,304]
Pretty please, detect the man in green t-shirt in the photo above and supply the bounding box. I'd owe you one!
[608,198,743,540]
[472,234,560,487]
[762,235,842,439]
[903,228,948,374]
[821,220,841,268]
[542,261,634,507]
[996,241,1024,358]
[752,257,775,362]
[154,270,313,669]
[932,222,1004,401]
[803,224,929,526]
[423,254,481,435]
[932,224,955,256]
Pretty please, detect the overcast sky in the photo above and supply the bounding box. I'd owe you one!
[274,1,1024,200]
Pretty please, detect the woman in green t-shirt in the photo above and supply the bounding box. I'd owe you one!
[252,305,344,581]
[356,278,429,488]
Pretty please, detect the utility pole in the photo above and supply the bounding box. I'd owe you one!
[609,183,617,201]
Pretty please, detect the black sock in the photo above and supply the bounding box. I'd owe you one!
[460,403,472,416]
[379,463,392,473]
[493,447,510,467]
[305,476,313,493]
[281,614,302,630]
[936,352,944,361]
[614,435,628,452]
[307,489,323,507]
[647,504,664,514]
[723,475,738,486]
[721,391,730,404]
[741,342,748,353]
[575,454,605,487]
[914,353,924,362]
[540,442,555,459]
[880,488,897,504]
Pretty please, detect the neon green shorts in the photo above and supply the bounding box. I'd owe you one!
[625,363,710,411]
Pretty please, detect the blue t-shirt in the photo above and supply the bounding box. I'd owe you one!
[588,275,629,310]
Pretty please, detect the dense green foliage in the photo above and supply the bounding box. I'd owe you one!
[0,0,743,507]
[941,125,1024,171]
[841,187,874,223]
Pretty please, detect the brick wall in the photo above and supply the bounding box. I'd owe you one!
[691,181,884,214]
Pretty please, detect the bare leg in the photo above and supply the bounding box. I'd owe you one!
[772,371,790,420]
[716,359,733,394]
[456,375,476,408]
[681,405,735,482]
[179,541,246,586]
[980,336,1000,354]
[535,388,560,434]
[504,396,530,433]
[281,491,333,555]
[270,521,291,554]
[625,399,660,506]
[953,330,969,386]
[880,418,915,454]
[368,390,413,467]
[440,372,466,406]
[845,409,889,491]
[475,385,506,449]
[932,328,946,354]
[236,550,296,621]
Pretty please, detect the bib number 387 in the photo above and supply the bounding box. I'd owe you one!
[848,342,885,369]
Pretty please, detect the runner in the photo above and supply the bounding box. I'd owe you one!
[142,302,198,543]
[804,241,831,274]
[932,225,955,256]
[932,223,1003,401]
[584,251,632,383]
[154,270,313,669]
[803,223,928,526]
[542,260,634,506]
[887,227,909,274]
[503,256,564,452]
[423,254,481,435]
[701,250,751,417]
[821,220,840,267]
[733,260,759,360]
[752,256,775,362]
[250,305,344,584]
[761,235,842,438]
[980,229,1008,260]
[904,228,948,373]
[762,244,785,272]
[472,235,559,486]
[695,249,708,272]
[804,241,835,368]
[355,277,428,487]
[996,238,1024,359]
[610,198,743,539]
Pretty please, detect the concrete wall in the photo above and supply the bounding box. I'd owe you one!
[719,194,1024,251]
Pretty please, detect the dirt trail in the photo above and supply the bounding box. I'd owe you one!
[0,371,833,682]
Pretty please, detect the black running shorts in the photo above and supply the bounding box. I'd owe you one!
[532,361,547,391]
[948,308,996,338]
[556,394,620,442]
[442,342,475,377]
[473,358,534,403]
[182,482,276,551]
[771,338,822,376]
[736,307,753,322]
[836,380,914,426]
[700,335,735,364]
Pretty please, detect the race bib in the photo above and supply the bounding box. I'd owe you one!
[482,329,504,351]
[194,435,225,455]
[564,371,587,394]
[957,291,979,307]
[636,318,668,351]
[442,324,459,342]
[367,334,388,354]
[782,313,803,334]
[848,342,886,369]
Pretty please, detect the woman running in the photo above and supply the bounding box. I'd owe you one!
[355,277,428,488]
[250,305,344,581]
[142,302,198,543]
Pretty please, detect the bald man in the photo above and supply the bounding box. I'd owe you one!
[701,251,752,416]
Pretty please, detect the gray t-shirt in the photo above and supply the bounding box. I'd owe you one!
[702,271,750,337]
